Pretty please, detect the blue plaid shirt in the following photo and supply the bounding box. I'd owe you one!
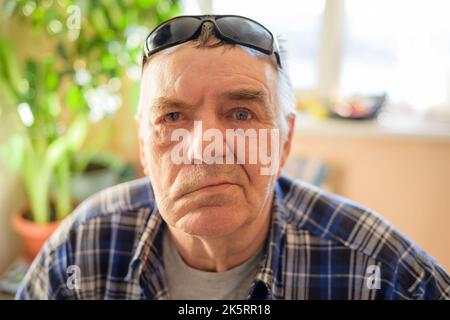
[17,176,449,299]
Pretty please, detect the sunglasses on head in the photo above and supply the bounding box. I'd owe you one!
[143,15,282,68]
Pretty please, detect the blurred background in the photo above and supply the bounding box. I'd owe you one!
[0,0,449,297]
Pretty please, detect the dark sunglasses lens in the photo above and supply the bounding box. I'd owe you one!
[216,17,273,52]
[146,17,201,52]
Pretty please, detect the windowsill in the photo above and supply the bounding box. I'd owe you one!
[295,112,450,142]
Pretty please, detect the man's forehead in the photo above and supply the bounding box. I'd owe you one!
[141,41,277,88]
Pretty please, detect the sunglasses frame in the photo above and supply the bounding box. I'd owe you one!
[144,14,282,68]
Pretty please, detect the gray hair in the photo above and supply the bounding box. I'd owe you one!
[141,22,295,139]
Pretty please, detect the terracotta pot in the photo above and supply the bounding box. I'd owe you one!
[11,209,61,263]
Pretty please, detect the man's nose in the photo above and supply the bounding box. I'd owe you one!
[187,115,226,165]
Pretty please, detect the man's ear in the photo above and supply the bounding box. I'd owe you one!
[278,113,296,178]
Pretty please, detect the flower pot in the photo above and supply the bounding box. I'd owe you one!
[11,208,60,263]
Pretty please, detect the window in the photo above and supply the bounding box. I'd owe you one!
[342,0,450,112]
[182,0,325,90]
[182,0,450,115]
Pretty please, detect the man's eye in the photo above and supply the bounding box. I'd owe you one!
[163,112,182,122]
[233,109,252,121]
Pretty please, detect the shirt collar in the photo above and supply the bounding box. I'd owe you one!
[250,181,288,299]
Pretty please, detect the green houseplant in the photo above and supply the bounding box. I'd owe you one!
[0,0,180,261]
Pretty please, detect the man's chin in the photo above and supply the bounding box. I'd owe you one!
[174,206,249,238]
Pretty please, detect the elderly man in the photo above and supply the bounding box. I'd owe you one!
[17,15,449,300]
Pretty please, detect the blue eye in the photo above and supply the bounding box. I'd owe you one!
[234,109,252,121]
[163,112,181,122]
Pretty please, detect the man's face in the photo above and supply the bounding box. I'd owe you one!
[137,42,294,238]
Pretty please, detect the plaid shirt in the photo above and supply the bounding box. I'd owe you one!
[17,176,450,300]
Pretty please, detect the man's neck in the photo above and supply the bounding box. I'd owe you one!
[167,198,272,272]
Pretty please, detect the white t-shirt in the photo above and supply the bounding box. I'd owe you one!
[162,229,264,300]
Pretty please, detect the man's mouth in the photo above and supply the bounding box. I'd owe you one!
[193,182,236,193]
[179,179,241,199]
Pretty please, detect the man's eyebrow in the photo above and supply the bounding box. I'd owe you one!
[221,89,268,104]
[150,97,193,112]
[221,88,274,118]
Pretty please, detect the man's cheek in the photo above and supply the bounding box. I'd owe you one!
[246,165,276,198]
[151,125,182,148]
[149,148,183,201]
[241,164,262,195]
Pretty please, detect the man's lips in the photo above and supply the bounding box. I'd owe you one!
[194,182,235,192]
[181,180,240,198]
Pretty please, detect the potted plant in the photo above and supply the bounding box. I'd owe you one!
[0,36,89,261]
[0,0,180,263]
